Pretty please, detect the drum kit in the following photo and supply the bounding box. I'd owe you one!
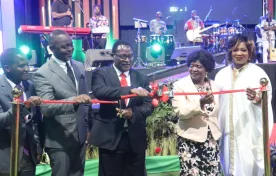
[136,34,175,49]
[201,20,245,52]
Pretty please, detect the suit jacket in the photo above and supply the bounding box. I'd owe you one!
[89,66,154,153]
[33,58,90,148]
[0,75,43,174]
[172,76,221,142]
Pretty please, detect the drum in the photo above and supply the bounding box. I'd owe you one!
[163,35,175,48]
[228,27,237,35]
[135,35,147,43]
[150,35,162,45]
[141,35,147,43]
[219,27,228,35]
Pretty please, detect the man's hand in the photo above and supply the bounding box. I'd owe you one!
[25,96,42,109]
[116,108,133,119]
[246,88,257,101]
[66,9,71,16]
[73,94,91,104]
[130,87,149,97]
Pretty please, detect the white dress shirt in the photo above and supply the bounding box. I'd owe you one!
[113,64,131,128]
[52,56,78,92]
[5,76,27,101]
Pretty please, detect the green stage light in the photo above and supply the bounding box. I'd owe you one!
[152,43,162,52]
[19,45,31,55]
[150,43,163,59]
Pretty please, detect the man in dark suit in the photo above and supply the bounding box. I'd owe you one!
[90,40,154,176]
[0,48,43,176]
[33,30,91,176]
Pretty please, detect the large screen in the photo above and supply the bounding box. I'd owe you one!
[119,0,262,26]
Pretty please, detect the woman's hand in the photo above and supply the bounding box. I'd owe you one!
[246,88,261,104]
[200,91,214,110]
[246,88,257,101]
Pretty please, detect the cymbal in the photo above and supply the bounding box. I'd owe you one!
[233,19,243,22]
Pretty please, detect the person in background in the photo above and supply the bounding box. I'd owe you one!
[0,48,43,176]
[51,0,73,27]
[261,11,276,63]
[172,49,221,175]
[184,10,205,46]
[253,16,265,63]
[215,34,274,176]
[89,5,109,49]
[149,11,167,35]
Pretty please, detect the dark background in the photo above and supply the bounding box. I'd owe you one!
[119,0,262,26]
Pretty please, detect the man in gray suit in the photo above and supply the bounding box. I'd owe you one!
[33,30,91,176]
[0,48,43,176]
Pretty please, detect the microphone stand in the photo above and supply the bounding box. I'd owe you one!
[204,9,212,22]
[74,1,93,49]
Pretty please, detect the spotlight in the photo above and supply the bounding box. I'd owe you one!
[19,45,30,55]
[150,43,163,59]
[19,45,32,60]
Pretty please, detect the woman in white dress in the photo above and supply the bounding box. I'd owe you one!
[215,34,274,176]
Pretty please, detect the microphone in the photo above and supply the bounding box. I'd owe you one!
[166,16,172,19]
[232,7,238,15]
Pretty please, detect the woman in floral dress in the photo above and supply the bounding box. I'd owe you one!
[172,49,221,175]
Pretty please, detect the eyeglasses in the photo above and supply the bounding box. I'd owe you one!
[115,54,134,60]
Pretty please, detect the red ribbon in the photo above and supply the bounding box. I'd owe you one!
[13,86,266,104]
[120,87,263,99]
[13,99,118,105]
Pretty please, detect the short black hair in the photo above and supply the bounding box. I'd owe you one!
[186,49,215,72]
[49,30,69,46]
[112,40,133,54]
[0,48,25,67]
[227,34,255,62]
[93,4,102,12]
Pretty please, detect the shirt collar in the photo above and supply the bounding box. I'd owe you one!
[5,76,23,88]
[113,64,129,77]
[52,55,72,67]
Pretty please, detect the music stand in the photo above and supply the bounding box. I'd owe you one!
[133,19,147,68]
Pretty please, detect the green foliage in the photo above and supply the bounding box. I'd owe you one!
[146,102,179,156]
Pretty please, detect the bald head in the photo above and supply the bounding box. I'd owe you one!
[48,30,73,62]
[156,11,162,19]
[49,30,70,46]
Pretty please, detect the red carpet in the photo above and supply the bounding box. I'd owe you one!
[270,124,276,145]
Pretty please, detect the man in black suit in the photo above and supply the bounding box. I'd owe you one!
[90,40,154,176]
[33,30,91,176]
[0,48,43,176]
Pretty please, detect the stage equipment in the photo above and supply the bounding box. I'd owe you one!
[18,25,91,35]
[84,49,114,70]
[170,46,201,61]
[132,18,148,68]
[146,45,165,63]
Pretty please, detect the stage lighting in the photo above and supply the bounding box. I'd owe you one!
[152,43,162,52]
[19,45,30,55]
[150,43,163,59]
[19,45,32,60]
[169,6,178,12]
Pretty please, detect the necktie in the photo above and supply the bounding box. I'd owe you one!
[66,61,76,86]
[120,73,128,105]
